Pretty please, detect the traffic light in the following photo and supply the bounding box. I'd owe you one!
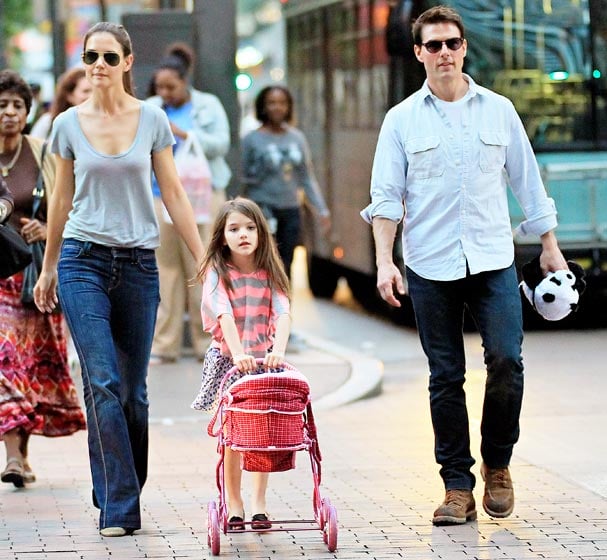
[235,72,253,91]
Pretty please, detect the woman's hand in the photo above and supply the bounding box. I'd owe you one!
[264,351,285,369]
[34,269,59,313]
[231,353,257,373]
[20,217,47,244]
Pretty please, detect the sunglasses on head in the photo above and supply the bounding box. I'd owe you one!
[421,37,464,54]
[81,50,121,67]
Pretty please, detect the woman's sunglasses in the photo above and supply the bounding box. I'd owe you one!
[81,50,121,67]
[421,37,464,54]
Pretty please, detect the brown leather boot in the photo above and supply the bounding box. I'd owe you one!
[481,463,514,518]
[432,489,477,525]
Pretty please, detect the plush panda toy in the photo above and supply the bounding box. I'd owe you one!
[519,257,586,321]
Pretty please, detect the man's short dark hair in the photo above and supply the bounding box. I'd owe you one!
[412,5,465,45]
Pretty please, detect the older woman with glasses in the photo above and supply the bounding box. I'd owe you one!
[34,22,204,538]
[0,69,85,490]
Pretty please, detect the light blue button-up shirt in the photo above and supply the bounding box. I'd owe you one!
[361,75,557,281]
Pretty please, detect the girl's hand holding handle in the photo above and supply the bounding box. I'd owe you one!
[232,353,257,373]
[264,351,285,369]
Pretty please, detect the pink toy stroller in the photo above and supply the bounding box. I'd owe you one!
[206,359,338,555]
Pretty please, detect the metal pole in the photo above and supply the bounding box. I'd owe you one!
[192,0,239,195]
[0,2,6,69]
[48,0,66,81]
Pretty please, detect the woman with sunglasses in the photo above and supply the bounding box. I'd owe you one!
[362,5,567,526]
[34,22,204,538]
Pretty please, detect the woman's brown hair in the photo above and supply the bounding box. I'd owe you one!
[49,67,87,121]
[83,22,135,96]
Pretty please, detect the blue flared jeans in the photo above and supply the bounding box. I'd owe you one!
[406,264,524,491]
[58,239,160,530]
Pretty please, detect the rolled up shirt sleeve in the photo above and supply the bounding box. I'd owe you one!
[360,108,407,225]
[505,107,558,238]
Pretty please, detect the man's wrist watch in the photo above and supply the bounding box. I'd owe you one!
[0,202,7,222]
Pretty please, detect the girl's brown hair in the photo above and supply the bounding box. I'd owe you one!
[83,22,135,96]
[197,197,290,296]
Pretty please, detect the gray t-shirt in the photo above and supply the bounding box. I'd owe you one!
[241,126,328,214]
[50,102,174,249]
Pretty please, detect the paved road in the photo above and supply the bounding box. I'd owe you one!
[1,249,606,559]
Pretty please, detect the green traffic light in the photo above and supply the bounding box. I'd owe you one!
[235,73,253,91]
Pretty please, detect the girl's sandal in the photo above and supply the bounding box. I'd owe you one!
[251,513,272,530]
[1,457,25,488]
[228,510,246,531]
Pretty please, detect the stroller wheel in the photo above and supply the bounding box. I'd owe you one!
[320,497,332,529]
[326,505,338,552]
[207,501,221,556]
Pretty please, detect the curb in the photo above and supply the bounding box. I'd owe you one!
[298,330,383,410]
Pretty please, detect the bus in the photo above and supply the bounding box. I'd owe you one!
[283,0,607,325]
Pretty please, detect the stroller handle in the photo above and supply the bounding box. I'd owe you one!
[218,357,297,394]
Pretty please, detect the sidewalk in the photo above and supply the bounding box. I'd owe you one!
[1,334,607,559]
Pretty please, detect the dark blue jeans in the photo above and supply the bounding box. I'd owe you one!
[406,264,524,491]
[58,239,160,530]
[271,206,301,279]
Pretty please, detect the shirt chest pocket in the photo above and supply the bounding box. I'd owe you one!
[479,130,508,173]
[405,136,443,179]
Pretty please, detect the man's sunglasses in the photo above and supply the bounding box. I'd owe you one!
[421,37,464,54]
[81,50,121,67]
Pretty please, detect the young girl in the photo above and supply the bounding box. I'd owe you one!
[192,197,291,531]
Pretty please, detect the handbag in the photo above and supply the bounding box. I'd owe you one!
[166,133,213,224]
[0,221,32,278]
[21,142,52,309]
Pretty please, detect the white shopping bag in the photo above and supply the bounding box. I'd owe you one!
[163,133,212,224]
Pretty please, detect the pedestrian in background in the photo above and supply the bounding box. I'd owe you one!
[361,5,568,526]
[0,69,86,489]
[30,67,92,140]
[34,22,204,537]
[146,42,231,365]
[241,85,330,280]
[191,197,290,531]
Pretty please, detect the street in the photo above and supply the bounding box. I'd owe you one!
[1,248,606,559]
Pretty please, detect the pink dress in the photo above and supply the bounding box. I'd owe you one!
[0,272,86,438]
[191,266,289,412]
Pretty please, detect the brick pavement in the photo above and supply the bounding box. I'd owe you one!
[2,350,607,559]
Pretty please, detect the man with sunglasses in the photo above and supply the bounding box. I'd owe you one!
[361,6,568,526]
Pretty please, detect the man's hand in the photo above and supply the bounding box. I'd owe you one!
[539,231,568,274]
[377,261,406,307]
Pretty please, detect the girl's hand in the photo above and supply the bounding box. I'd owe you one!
[264,351,285,369]
[34,269,59,313]
[232,353,257,373]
